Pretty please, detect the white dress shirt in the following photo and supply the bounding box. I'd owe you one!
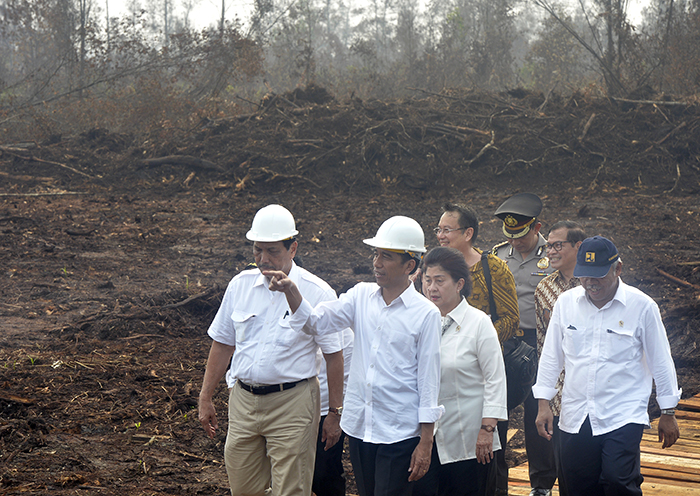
[532,280,682,436]
[317,327,354,415]
[435,299,508,463]
[290,282,444,444]
[208,263,343,387]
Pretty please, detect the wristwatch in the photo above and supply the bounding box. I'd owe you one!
[660,408,676,416]
[480,424,495,433]
[329,406,343,417]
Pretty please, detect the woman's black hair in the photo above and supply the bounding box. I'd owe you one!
[421,246,472,298]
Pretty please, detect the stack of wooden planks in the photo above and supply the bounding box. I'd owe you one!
[508,393,700,495]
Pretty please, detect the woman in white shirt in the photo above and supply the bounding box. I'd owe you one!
[414,247,508,496]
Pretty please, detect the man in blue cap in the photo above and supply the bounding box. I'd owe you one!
[533,236,681,496]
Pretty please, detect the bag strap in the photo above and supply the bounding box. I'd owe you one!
[481,251,499,322]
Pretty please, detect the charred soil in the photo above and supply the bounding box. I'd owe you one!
[1,88,700,495]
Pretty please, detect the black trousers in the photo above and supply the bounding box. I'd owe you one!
[552,416,568,496]
[413,442,496,496]
[348,435,420,496]
[493,419,509,493]
[313,415,346,496]
[559,417,644,496]
[521,328,557,490]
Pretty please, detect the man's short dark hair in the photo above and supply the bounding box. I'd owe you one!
[550,221,586,244]
[443,202,479,242]
[282,237,297,250]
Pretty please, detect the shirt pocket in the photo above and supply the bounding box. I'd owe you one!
[604,327,638,362]
[562,325,588,358]
[231,311,256,343]
[275,314,303,348]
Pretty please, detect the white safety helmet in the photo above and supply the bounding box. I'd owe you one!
[246,204,299,242]
[363,216,426,257]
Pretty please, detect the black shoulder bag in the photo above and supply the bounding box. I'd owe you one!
[481,252,537,411]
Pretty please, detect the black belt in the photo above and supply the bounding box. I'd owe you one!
[238,378,308,395]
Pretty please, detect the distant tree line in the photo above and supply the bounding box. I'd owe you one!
[0,0,698,140]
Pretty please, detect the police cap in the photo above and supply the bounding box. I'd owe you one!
[494,193,543,239]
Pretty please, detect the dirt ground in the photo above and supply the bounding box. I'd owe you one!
[1,87,700,495]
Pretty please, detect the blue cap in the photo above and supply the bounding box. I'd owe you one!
[574,236,619,278]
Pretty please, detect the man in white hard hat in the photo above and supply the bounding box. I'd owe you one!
[198,204,346,496]
[265,215,444,496]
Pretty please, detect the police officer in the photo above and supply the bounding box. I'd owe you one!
[493,193,555,496]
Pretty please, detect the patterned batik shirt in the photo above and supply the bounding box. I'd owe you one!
[534,270,580,416]
[469,249,520,344]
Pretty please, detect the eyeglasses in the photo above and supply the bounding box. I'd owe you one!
[545,241,573,252]
[433,227,465,235]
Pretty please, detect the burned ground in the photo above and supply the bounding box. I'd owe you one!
[1,88,699,495]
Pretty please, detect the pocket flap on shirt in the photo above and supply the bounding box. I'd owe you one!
[607,327,634,338]
[231,311,255,323]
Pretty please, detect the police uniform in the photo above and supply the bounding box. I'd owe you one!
[493,193,556,496]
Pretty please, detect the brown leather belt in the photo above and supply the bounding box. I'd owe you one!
[238,378,307,395]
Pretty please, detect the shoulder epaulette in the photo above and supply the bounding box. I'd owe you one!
[492,241,509,252]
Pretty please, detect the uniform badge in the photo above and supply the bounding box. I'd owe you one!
[585,252,595,263]
[504,215,518,227]
[537,257,550,269]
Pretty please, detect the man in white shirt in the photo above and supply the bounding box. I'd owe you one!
[197,204,345,496]
[265,215,444,496]
[533,236,681,496]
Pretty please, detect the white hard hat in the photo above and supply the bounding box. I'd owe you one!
[246,204,299,242]
[363,216,426,255]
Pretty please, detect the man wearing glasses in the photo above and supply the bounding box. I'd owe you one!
[434,202,519,496]
[533,221,587,496]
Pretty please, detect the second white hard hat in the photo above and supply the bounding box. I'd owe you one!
[246,204,299,242]
[363,216,426,254]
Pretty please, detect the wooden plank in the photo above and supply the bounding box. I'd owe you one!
[641,445,700,460]
[642,475,700,489]
[678,396,700,412]
[641,435,700,452]
[676,410,700,421]
[641,466,700,483]
[642,459,700,475]
[641,453,700,472]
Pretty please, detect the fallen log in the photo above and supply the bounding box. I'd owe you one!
[656,268,700,291]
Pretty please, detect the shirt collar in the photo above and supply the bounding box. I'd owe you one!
[370,281,417,307]
[446,297,469,323]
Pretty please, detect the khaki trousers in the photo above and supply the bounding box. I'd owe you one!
[225,378,320,496]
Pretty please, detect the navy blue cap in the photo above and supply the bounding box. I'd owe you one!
[573,236,619,278]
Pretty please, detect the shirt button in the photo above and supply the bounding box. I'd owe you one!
[370,364,374,368]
